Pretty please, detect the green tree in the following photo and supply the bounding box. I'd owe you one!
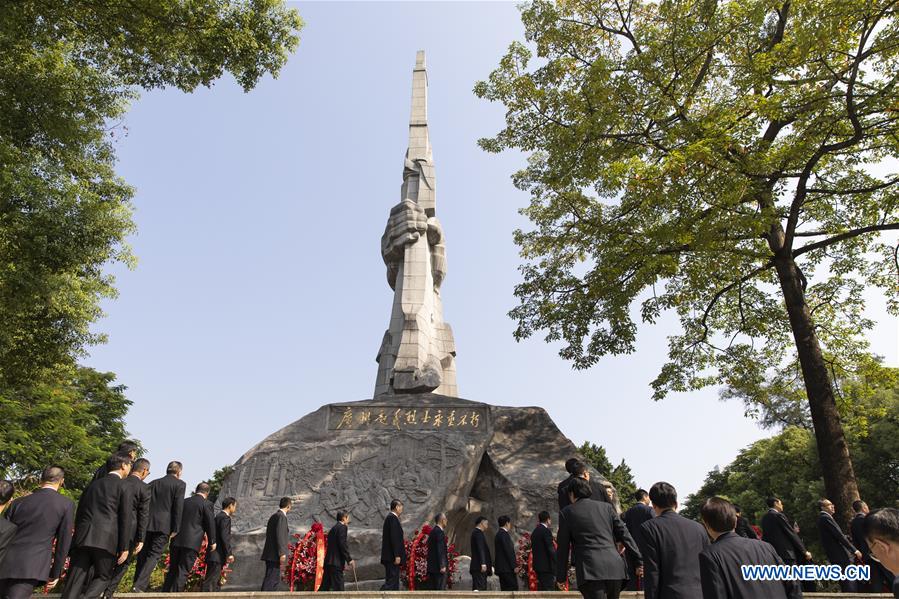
[0,1,303,387]
[578,442,639,510]
[207,465,235,504]
[0,367,134,496]
[476,0,899,525]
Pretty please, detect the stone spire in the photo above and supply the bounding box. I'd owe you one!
[374,51,458,397]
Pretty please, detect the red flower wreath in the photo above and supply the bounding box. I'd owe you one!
[283,521,327,591]
[401,524,460,590]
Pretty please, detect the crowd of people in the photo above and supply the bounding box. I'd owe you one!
[0,446,897,599]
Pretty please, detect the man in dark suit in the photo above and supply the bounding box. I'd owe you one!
[623,489,653,590]
[556,477,642,599]
[62,454,132,599]
[132,460,186,592]
[260,496,291,591]
[0,481,16,570]
[494,515,517,590]
[532,511,556,591]
[104,457,151,598]
[470,516,493,591]
[202,497,237,592]
[817,498,862,592]
[380,499,405,590]
[698,497,801,599]
[639,481,708,599]
[0,467,75,599]
[558,458,584,511]
[734,505,759,540]
[761,497,812,567]
[851,500,893,593]
[427,513,449,590]
[321,511,354,591]
[92,441,139,482]
[163,482,216,592]
[863,508,899,598]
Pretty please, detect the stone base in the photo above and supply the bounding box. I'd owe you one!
[217,394,619,590]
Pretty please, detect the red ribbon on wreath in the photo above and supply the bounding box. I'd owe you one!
[312,522,326,592]
[407,527,428,591]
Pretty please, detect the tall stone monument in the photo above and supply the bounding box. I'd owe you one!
[218,52,616,589]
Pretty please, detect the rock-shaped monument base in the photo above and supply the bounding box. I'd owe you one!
[219,395,616,590]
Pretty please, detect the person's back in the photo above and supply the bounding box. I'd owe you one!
[146,473,185,535]
[72,474,128,554]
[171,494,214,551]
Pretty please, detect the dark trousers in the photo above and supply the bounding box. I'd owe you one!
[428,572,446,590]
[201,562,223,592]
[838,578,860,593]
[624,558,640,591]
[321,565,344,591]
[578,579,622,599]
[537,572,556,591]
[62,547,115,599]
[106,542,138,595]
[261,560,281,591]
[133,532,168,591]
[0,579,42,599]
[498,571,517,591]
[381,563,400,590]
[471,572,487,591]
[162,547,198,592]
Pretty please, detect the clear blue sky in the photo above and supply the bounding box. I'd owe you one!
[85,1,898,501]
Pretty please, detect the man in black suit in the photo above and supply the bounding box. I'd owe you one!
[470,516,493,591]
[698,497,801,599]
[761,497,812,567]
[863,508,899,598]
[0,467,75,599]
[380,499,405,590]
[92,441,140,482]
[62,454,132,599]
[532,511,556,591]
[817,498,862,592]
[104,457,151,598]
[556,477,642,599]
[163,482,216,592]
[202,497,237,592]
[260,496,291,591]
[427,513,449,590]
[495,515,517,590]
[558,458,583,511]
[623,489,653,590]
[639,481,708,599]
[851,500,893,593]
[321,511,354,591]
[132,460,186,592]
[734,505,759,540]
[0,481,16,570]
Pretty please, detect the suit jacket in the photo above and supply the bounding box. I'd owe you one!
[639,509,709,599]
[171,494,215,551]
[557,498,641,585]
[0,488,75,582]
[817,511,856,567]
[92,462,110,482]
[0,517,17,570]
[558,475,576,511]
[531,523,556,574]
[120,474,150,546]
[699,531,801,599]
[761,509,807,562]
[427,525,448,574]
[495,528,515,574]
[470,527,493,575]
[380,512,405,565]
[735,517,758,540]
[261,510,289,562]
[146,474,186,535]
[73,473,130,555]
[623,503,654,549]
[206,511,232,564]
[324,522,352,568]
[849,513,871,558]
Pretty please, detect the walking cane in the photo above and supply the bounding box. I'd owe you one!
[352,562,359,591]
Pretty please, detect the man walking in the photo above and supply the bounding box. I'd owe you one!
[380,499,405,590]
[0,481,16,568]
[202,497,237,592]
[817,498,862,593]
[470,516,493,591]
[0,467,74,599]
[622,489,653,590]
[132,461,186,592]
[761,497,812,567]
[495,515,517,591]
[427,513,449,591]
[260,497,291,591]
[163,482,215,592]
[104,457,151,598]
[532,511,557,591]
[322,511,354,591]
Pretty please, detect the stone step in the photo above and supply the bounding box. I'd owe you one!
[91,593,895,598]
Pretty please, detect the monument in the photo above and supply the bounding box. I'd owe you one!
[218,51,617,589]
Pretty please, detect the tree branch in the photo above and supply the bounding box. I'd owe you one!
[792,223,899,257]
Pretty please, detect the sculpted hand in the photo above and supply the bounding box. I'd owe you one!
[134,542,144,555]
[382,200,428,262]
[117,550,129,565]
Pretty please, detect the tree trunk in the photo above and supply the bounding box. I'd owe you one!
[773,253,860,529]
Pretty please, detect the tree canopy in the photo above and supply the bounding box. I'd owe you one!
[578,441,639,510]
[476,0,898,524]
